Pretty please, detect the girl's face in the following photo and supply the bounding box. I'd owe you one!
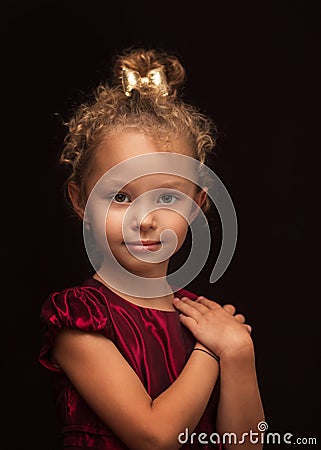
[73,130,206,278]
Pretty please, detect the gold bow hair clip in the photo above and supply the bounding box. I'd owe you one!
[122,67,169,97]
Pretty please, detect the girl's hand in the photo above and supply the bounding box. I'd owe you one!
[173,296,253,359]
[222,303,252,335]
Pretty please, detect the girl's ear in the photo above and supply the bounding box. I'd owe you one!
[68,182,85,220]
[190,188,208,223]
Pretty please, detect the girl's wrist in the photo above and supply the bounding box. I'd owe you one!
[193,344,220,364]
[193,342,212,353]
[219,343,255,365]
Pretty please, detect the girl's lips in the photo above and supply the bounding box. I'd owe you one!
[124,241,162,252]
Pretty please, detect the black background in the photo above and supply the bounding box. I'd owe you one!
[1,1,320,449]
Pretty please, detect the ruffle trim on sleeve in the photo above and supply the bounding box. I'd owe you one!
[39,286,113,371]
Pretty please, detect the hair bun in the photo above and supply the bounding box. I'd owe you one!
[112,47,186,97]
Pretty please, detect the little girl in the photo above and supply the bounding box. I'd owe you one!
[39,47,264,450]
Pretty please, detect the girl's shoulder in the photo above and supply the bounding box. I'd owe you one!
[174,286,199,301]
[40,278,110,328]
[40,277,114,337]
[39,277,114,371]
[40,278,200,326]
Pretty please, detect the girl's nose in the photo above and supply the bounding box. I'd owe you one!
[132,212,156,231]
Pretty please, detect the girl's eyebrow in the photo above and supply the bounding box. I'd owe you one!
[103,179,186,189]
[154,181,185,188]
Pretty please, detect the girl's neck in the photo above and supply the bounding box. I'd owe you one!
[93,273,176,312]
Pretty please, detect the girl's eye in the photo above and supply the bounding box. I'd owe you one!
[113,193,130,203]
[158,194,178,204]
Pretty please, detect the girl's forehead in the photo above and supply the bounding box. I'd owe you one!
[88,131,195,187]
[95,131,193,168]
[84,133,200,197]
[120,173,194,191]
[96,165,199,196]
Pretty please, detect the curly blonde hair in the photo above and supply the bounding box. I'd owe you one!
[60,48,217,212]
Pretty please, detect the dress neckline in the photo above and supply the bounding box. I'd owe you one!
[87,276,181,313]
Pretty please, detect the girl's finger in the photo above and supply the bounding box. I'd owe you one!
[173,298,203,322]
[196,296,222,311]
[179,297,208,314]
[178,314,198,333]
[222,304,236,315]
[194,298,212,314]
[234,313,246,324]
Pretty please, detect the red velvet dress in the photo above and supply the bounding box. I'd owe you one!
[39,277,223,449]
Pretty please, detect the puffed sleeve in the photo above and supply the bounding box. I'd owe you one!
[39,286,115,371]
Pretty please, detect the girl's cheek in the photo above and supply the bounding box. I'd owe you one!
[106,207,125,222]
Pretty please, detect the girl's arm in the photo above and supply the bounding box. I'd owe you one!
[216,345,265,449]
[53,328,219,450]
[174,297,265,450]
